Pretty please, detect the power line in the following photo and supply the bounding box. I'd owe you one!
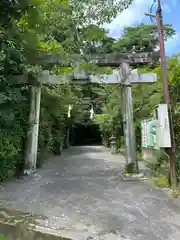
[149,0,157,23]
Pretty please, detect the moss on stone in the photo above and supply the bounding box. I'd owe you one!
[125,162,139,174]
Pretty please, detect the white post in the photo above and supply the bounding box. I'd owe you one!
[24,85,41,175]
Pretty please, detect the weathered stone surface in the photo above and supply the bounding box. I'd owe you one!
[36,52,160,67]
[0,208,72,239]
[0,146,180,239]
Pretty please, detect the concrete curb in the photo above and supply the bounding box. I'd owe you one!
[0,207,74,240]
[0,222,73,240]
[119,172,148,181]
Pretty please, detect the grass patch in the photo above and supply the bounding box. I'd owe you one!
[0,236,8,240]
[152,176,169,188]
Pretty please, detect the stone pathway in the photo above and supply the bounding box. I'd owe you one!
[0,146,180,239]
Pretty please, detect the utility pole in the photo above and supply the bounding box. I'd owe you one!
[145,0,177,189]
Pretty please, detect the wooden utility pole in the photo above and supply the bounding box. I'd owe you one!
[145,0,177,189]
[157,0,177,189]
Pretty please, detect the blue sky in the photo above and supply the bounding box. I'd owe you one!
[105,0,180,56]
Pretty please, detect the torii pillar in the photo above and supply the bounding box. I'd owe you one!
[118,62,157,173]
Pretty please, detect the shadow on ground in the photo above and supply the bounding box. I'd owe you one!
[63,146,103,156]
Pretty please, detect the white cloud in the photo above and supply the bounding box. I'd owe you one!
[104,0,152,38]
[103,0,180,56]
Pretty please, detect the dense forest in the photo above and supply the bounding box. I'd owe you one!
[0,0,180,184]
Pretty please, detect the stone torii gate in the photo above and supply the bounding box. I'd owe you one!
[14,51,158,174]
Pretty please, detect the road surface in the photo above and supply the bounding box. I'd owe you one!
[0,146,180,239]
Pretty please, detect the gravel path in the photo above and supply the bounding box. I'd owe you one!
[0,146,180,239]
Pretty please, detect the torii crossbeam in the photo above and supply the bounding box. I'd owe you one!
[13,51,159,175]
[36,51,160,67]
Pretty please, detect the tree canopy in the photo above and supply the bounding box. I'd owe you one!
[112,24,175,53]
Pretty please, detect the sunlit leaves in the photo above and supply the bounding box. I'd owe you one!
[112,24,176,53]
[53,66,73,75]
[81,25,108,42]
[70,0,133,25]
[37,40,64,54]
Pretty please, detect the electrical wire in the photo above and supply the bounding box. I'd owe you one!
[146,0,159,53]
[149,0,157,24]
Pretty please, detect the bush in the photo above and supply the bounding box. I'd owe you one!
[146,149,169,178]
[176,148,180,182]
[0,136,22,181]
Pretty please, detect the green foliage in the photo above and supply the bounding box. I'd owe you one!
[0,27,29,179]
[112,24,175,53]
[0,236,7,240]
[93,85,123,147]
[146,150,169,178]
[0,0,29,24]
[0,0,135,180]
[70,0,133,25]
[176,149,180,180]
[152,176,169,188]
